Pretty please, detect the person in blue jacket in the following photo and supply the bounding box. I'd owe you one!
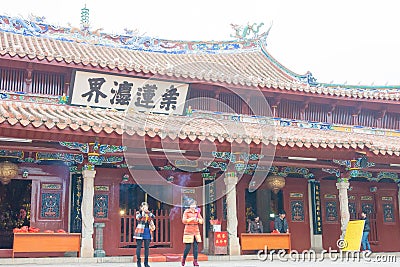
[361,210,372,252]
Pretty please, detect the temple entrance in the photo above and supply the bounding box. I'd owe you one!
[0,179,32,249]
[119,184,172,248]
[245,188,283,233]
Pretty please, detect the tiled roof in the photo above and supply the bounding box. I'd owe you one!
[0,29,304,87]
[1,15,400,101]
[1,100,399,156]
[0,15,297,88]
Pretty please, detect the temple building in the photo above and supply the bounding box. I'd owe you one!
[0,9,400,258]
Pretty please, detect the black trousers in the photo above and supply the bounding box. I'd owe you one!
[136,239,151,263]
[183,239,198,260]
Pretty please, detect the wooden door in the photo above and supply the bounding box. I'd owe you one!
[348,192,378,246]
[282,178,311,251]
[377,190,400,251]
[320,180,341,250]
[346,181,400,252]
[359,194,377,244]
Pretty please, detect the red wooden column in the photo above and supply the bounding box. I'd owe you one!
[242,96,251,115]
[211,90,220,112]
[327,104,336,124]
[376,109,386,128]
[271,96,281,118]
[352,106,361,125]
[24,63,33,93]
[300,101,309,121]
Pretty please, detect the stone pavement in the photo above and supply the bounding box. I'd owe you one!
[0,253,398,267]
[0,260,396,267]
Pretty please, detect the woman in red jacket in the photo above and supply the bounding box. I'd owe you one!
[181,199,203,266]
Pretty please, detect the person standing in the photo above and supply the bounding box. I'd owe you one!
[248,216,263,233]
[16,208,30,227]
[133,202,155,267]
[274,210,289,233]
[361,211,372,252]
[182,199,203,267]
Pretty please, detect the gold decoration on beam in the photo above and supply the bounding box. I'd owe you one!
[0,161,18,185]
[265,175,285,194]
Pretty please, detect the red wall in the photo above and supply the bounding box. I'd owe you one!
[320,179,400,252]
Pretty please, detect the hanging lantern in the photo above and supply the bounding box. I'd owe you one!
[266,175,285,194]
[0,161,19,185]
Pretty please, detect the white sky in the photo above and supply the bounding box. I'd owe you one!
[2,0,400,86]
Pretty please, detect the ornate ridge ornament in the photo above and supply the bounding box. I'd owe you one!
[0,161,19,185]
[0,14,260,54]
[266,174,285,194]
[230,22,272,41]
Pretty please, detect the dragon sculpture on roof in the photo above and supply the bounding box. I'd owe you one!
[230,22,272,41]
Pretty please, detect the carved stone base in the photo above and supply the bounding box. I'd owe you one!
[81,237,94,257]
[94,249,106,257]
[228,236,241,255]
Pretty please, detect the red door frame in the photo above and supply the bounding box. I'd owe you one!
[283,177,311,251]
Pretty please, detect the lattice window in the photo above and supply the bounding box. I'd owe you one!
[278,99,301,120]
[30,71,65,95]
[383,203,395,223]
[325,201,338,222]
[331,106,353,125]
[0,67,26,92]
[290,200,304,222]
[304,103,329,123]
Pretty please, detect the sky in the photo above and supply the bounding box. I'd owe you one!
[2,0,400,86]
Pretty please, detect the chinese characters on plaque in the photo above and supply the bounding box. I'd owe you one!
[214,231,228,247]
[70,71,189,115]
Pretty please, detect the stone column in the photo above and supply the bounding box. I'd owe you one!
[94,222,106,257]
[80,169,96,257]
[224,172,241,255]
[336,179,350,239]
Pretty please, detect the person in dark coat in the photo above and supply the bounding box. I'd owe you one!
[248,216,263,233]
[16,208,30,227]
[274,210,289,233]
[361,211,372,251]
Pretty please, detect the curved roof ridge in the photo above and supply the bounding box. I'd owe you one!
[259,42,400,90]
[319,82,400,90]
[259,42,319,87]
[0,14,264,55]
